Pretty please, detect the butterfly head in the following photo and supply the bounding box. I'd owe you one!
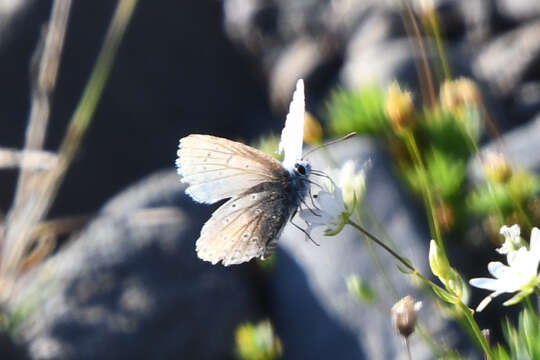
[293,160,311,178]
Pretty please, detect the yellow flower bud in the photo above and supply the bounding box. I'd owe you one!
[303,111,323,145]
[483,152,512,184]
[440,78,482,111]
[385,82,415,133]
[235,320,283,360]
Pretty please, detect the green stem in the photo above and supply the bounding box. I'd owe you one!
[428,14,452,80]
[348,219,415,273]
[458,302,494,358]
[347,219,443,288]
[402,130,444,250]
[59,0,138,159]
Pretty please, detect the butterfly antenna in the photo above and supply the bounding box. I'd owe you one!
[310,170,338,189]
[302,132,356,159]
[301,177,324,191]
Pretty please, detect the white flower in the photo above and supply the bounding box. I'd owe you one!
[300,187,351,236]
[336,160,366,211]
[300,161,366,236]
[469,226,540,312]
[496,224,524,255]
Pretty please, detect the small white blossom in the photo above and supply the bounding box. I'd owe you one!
[469,226,540,312]
[300,187,351,236]
[497,224,525,255]
[300,161,365,236]
[336,160,366,211]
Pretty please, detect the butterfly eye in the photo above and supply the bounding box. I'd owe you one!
[295,164,306,175]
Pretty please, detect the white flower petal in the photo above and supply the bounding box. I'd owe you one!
[475,296,493,312]
[500,224,520,240]
[469,277,504,291]
[475,291,504,312]
[530,227,540,257]
[487,261,511,279]
[300,210,325,225]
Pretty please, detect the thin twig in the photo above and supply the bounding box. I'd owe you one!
[405,338,412,360]
[399,0,436,108]
[0,148,58,170]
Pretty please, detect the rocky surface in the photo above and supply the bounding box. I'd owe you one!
[9,172,262,359]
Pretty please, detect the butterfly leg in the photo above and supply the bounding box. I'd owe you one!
[289,208,320,246]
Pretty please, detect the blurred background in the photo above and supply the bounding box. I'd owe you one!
[0,0,538,359]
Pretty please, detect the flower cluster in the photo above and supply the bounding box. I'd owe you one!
[469,225,540,312]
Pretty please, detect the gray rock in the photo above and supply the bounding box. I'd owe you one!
[341,37,473,92]
[222,0,403,109]
[496,0,540,23]
[270,137,472,359]
[473,20,540,97]
[470,113,540,181]
[10,171,262,360]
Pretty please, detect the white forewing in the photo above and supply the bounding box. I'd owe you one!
[176,134,282,204]
[279,79,305,172]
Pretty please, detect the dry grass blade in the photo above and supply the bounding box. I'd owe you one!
[13,0,72,209]
[0,0,139,301]
[20,215,90,272]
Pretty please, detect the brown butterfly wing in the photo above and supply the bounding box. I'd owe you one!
[196,181,294,266]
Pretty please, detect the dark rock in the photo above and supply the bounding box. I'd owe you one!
[9,171,262,360]
[0,1,274,217]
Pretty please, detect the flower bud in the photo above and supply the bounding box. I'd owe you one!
[429,240,451,281]
[440,78,482,111]
[235,320,283,360]
[436,203,455,232]
[391,296,422,338]
[347,274,375,303]
[385,82,415,133]
[303,111,323,145]
[483,152,512,184]
[337,160,366,212]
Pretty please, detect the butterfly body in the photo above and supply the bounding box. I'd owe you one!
[176,79,310,266]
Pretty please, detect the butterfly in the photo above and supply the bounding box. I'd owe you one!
[175,79,311,266]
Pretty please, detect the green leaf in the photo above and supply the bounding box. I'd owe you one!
[346,275,376,303]
[430,283,459,304]
[326,86,389,136]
